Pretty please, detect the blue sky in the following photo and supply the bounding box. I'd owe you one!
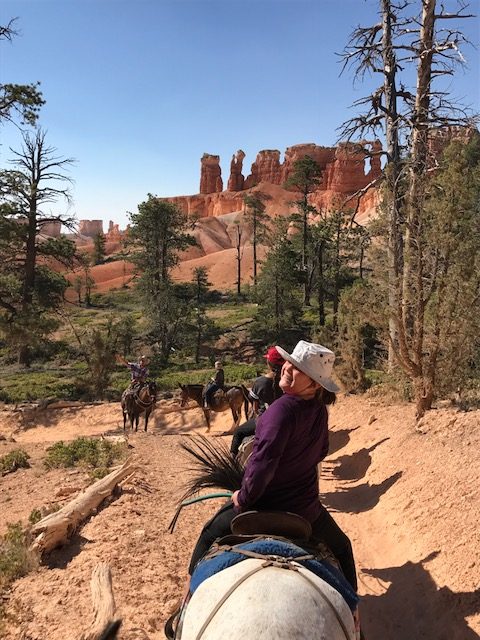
[1,0,479,229]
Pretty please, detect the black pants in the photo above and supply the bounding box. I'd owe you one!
[188,502,357,592]
[204,383,220,405]
[230,418,256,456]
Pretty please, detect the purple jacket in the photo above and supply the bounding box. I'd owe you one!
[237,394,329,522]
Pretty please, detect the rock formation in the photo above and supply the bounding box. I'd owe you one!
[244,150,282,189]
[106,220,122,242]
[38,221,62,237]
[325,142,379,193]
[227,150,245,191]
[78,220,104,238]
[281,144,336,187]
[170,140,383,223]
[200,154,223,194]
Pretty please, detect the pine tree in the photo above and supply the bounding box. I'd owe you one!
[92,232,106,265]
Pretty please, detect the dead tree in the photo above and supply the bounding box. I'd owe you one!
[339,0,477,417]
[30,459,136,556]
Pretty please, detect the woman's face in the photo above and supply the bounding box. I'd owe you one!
[279,361,318,397]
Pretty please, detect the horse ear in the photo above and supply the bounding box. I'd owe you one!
[178,383,184,389]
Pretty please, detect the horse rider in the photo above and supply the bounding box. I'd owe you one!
[117,354,150,393]
[188,340,358,593]
[203,361,225,409]
[230,346,285,457]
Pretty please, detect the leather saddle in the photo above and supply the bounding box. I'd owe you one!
[230,510,312,540]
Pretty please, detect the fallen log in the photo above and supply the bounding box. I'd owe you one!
[30,459,137,556]
[82,563,117,640]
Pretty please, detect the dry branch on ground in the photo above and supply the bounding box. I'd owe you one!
[29,459,137,556]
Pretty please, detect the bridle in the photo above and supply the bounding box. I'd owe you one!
[191,550,352,640]
[132,383,156,408]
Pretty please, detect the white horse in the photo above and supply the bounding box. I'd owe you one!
[180,558,356,640]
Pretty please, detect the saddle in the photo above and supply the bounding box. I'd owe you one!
[237,434,255,467]
[231,510,312,540]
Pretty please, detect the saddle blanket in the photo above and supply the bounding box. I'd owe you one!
[191,538,359,611]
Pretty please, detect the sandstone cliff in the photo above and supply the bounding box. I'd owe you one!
[170,140,381,223]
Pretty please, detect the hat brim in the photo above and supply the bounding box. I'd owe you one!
[275,346,340,393]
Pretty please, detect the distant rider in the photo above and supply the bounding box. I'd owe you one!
[117,354,150,392]
[230,346,285,457]
[203,361,225,408]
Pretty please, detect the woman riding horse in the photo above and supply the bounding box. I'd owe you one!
[187,341,357,590]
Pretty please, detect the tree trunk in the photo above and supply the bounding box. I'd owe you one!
[81,563,117,640]
[30,459,136,556]
[382,0,404,372]
[317,242,325,326]
[414,375,434,420]
[253,219,257,289]
[403,0,435,354]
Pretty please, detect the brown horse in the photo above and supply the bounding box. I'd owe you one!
[178,383,249,433]
[121,381,157,432]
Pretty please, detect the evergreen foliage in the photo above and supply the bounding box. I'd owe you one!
[127,196,198,364]
[0,130,75,365]
[254,218,304,342]
[0,20,44,126]
[92,231,106,265]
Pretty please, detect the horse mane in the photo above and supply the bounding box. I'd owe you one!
[179,435,244,501]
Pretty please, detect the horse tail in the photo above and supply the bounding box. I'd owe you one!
[178,435,244,503]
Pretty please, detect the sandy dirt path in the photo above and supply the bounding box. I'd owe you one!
[0,395,479,639]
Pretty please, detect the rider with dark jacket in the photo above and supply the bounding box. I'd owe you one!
[230,346,285,457]
[203,361,225,408]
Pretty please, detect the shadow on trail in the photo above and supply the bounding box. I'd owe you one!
[45,534,90,569]
[360,553,480,640]
[328,427,359,456]
[326,438,390,482]
[321,472,402,514]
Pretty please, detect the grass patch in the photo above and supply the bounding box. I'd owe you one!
[0,370,83,404]
[155,363,259,390]
[0,450,30,476]
[207,303,258,329]
[44,437,127,477]
[0,523,38,620]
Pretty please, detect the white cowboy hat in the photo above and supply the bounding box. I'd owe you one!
[275,341,340,393]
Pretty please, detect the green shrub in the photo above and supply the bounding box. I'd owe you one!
[28,504,60,525]
[156,363,259,390]
[44,437,126,471]
[28,508,42,525]
[0,523,37,592]
[0,371,85,403]
[0,450,30,476]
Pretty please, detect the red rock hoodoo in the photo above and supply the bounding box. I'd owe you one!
[38,221,62,237]
[200,154,223,194]
[227,150,246,192]
[77,220,104,237]
[174,140,382,221]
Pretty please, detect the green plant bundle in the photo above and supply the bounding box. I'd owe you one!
[44,437,126,472]
[0,523,37,592]
[0,450,30,476]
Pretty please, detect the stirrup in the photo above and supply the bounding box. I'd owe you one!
[164,607,180,640]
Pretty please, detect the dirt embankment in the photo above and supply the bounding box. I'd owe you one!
[0,395,479,639]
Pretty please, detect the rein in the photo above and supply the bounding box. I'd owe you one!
[132,388,156,408]
[193,550,352,640]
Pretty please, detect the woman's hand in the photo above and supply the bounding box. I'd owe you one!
[232,490,240,508]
